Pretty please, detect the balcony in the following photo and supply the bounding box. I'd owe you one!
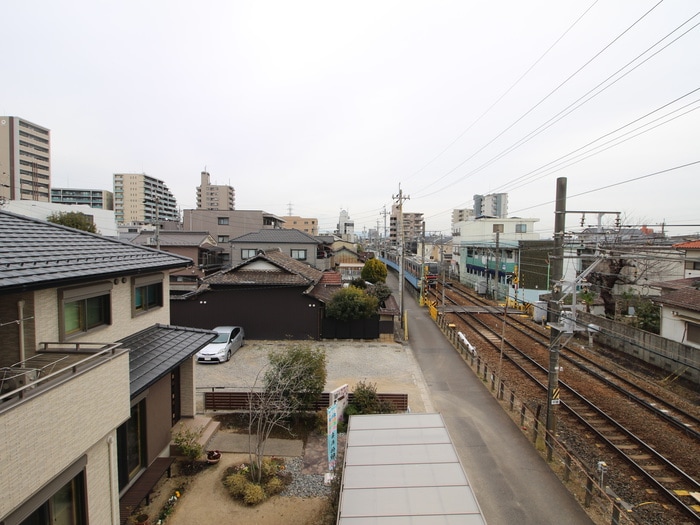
[0,342,126,410]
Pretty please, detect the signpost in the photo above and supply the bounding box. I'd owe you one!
[327,384,348,474]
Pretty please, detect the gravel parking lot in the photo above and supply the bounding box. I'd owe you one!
[195,340,433,413]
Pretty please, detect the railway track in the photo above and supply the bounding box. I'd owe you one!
[430,281,700,523]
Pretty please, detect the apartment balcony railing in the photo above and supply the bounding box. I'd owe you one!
[0,342,125,412]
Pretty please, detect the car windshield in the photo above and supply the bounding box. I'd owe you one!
[212,332,230,343]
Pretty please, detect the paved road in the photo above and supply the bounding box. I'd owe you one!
[394,273,594,525]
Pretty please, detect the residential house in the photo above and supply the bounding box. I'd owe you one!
[333,245,366,282]
[0,210,215,525]
[228,229,332,270]
[172,249,327,339]
[129,230,225,292]
[652,277,700,349]
[673,239,700,278]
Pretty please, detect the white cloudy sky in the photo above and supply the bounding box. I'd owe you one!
[4,1,699,238]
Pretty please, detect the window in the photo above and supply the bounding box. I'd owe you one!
[117,400,147,489]
[241,249,257,259]
[217,217,229,225]
[60,283,112,338]
[515,223,527,233]
[291,249,307,261]
[10,457,87,525]
[218,235,229,243]
[687,322,700,345]
[133,274,163,315]
[693,261,700,270]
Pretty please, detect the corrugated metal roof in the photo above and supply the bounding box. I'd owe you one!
[338,413,486,524]
[0,210,192,293]
[118,324,216,397]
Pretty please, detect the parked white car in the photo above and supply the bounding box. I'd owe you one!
[196,326,245,363]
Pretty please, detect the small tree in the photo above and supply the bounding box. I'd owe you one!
[366,282,392,307]
[361,258,388,284]
[346,380,394,416]
[326,287,379,321]
[173,426,204,468]
[247,345,326,483]
[47,211,98,233]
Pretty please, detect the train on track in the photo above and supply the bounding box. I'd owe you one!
[378,251,439,290]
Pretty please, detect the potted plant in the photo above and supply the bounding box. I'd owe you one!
[206,450,222,464]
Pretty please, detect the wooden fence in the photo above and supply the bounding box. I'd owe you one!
[203,390,408,412]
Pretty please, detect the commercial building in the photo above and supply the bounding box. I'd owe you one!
[0,116,51,202]
[113,173,179,225]
[390,205,424,252]
[337,209,355,243]
[51,187,114,210]
[196,170,235,211]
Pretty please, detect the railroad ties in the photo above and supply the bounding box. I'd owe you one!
[440,305,522,315]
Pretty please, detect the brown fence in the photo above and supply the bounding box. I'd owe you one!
[203,390,408,412]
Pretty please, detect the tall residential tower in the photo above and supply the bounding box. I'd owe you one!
[196,171,235,211]
[113,173,179,225]
[0,116,51,202]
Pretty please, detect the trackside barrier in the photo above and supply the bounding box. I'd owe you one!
[434,314,636,525]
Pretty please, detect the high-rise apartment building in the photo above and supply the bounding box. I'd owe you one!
[337,209,355,243]
[113,173,179,225]
[51,188,114,210]
[0,116,51,202]
[196,171,235,210]
[473,193,508,218]
[390,204,424,251]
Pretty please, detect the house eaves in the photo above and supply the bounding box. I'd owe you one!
[118,324,216,397]
[0,210,192,294]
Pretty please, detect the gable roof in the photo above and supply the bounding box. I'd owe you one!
[204,248,323,287]
[118,324,216,397]
[0,210,192,293]
[230,228,321,244]
[653,287,700,313]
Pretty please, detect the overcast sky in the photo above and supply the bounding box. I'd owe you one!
[4,1,699,238]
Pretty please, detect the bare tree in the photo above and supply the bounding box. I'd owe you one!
[247,345,326,483]
[580,225,682,318]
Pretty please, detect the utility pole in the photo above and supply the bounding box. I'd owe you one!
[393,185,409,330]
[380,205,389,254]
[546,177,566,461]
[494,230,501,301]
[420,221,426,305]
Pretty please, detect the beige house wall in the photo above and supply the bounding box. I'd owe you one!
[0,353,130,519]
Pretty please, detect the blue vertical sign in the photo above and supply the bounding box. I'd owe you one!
[327,402,338,471]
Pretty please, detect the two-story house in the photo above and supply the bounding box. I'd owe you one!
[0,210,215,525]
[229,229,332,270]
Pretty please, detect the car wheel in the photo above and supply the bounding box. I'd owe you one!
[226,350,231,362]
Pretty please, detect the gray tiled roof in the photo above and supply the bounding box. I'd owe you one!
[230,229,320,244]
[205,248,323,287]
[118,324,216,397]
[0,210,192,293]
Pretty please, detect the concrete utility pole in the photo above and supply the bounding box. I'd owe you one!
[546,177,566,460]
[393,185,409,329]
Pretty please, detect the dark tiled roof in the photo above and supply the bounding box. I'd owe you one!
[230,229,320,244]
[649,277,700,291]
[205,249,323,287]
[308,271,343,303]
[653,287,700,313]
[118,324,216,397]
[0,210,192,293]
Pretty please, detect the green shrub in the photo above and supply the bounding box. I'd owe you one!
[172,426,204,465]
[224,473,249,498]
[265,476,284,496]
[243,483,266,505]
[348,380,394,415]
